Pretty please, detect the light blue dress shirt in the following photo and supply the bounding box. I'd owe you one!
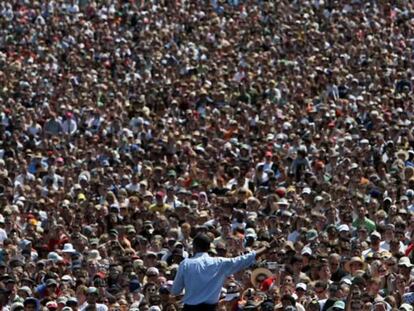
[171,251,257,305]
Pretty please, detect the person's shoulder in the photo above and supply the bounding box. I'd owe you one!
[365,218,376,226]
[402,291,414,303]
[361,248,370,256]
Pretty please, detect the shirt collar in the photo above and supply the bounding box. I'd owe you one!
[193,252,209,258]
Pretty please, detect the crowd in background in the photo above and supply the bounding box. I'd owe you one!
[1,0,414,310]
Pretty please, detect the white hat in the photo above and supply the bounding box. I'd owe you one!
[314,196,323,202]
[62,243,77,254]
[61,275,74,283]
[10,302,24,311]
[88,249,102,261]
[370,231,382,239]
[301,247,312,256]
[398,257,414,268]
[302,187,311,195]
[383,197,393,203]
[47,252,63,262]
[276,198,289,206]
[400,303,413,311]
[340,277,352,285]
[338,224,350,232]
[146,267,160,276]
[329,300,345,310]
[349,163,359,170]
[18,286,32,296]
[247,212,258,220]
[281,210,293,217]
[245,228,257,239]
[296,283,307,291]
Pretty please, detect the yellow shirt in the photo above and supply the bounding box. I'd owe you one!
[149,203,170,214]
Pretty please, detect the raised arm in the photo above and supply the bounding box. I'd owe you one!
[220,238,281,275]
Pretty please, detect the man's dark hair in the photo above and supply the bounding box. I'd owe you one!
[193,233,211,252]
[281,294,296,306]
[315,280,328,290]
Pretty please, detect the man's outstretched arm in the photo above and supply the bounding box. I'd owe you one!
[220,237,281,275]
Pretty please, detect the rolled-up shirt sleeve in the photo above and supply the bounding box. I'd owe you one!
[171,261,185,295]
[220,251,257,276]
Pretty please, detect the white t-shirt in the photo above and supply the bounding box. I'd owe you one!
[79,302,108,311]
[0,228,7,243]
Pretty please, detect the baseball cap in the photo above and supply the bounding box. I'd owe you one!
[45,279,58,287]
[109,229,118,236]
[302,187,311,195]
[306,229,318,241]
[46,301,58,309]
[370,231,381,239]
[146,267,159,276]
[301,247,312,256]
[155,191,165,198]
[66,297,78,306]
[296,283,307,291]
[329,300,345,310]
[337,224,350,232]
[86,287,99,295]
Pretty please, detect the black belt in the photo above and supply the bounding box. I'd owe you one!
[183,303,217,311]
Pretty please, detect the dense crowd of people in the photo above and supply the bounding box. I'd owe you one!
[1,0,414,310]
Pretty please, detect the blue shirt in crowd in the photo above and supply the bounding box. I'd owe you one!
[171,251,256,305]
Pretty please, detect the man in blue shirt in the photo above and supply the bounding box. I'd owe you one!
[171,233,277,311]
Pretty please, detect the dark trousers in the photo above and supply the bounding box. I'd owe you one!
[183,303,217,311]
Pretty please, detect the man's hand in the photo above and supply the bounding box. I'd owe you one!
[255,236,283,259]
[269,236,284,250]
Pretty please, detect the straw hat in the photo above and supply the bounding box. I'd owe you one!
[344,256,366,273]
[251,268,273,289]
[396,150,409,161]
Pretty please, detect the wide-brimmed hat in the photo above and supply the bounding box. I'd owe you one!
[251,268,273,289]
[396,150,409,161]
[62,243,76,254]
[344,257,366,272]
[88,250,102,261]
[47,252,63,263]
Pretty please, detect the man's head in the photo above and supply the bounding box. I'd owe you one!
[193,233,211,253]
[86,287,99,304]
